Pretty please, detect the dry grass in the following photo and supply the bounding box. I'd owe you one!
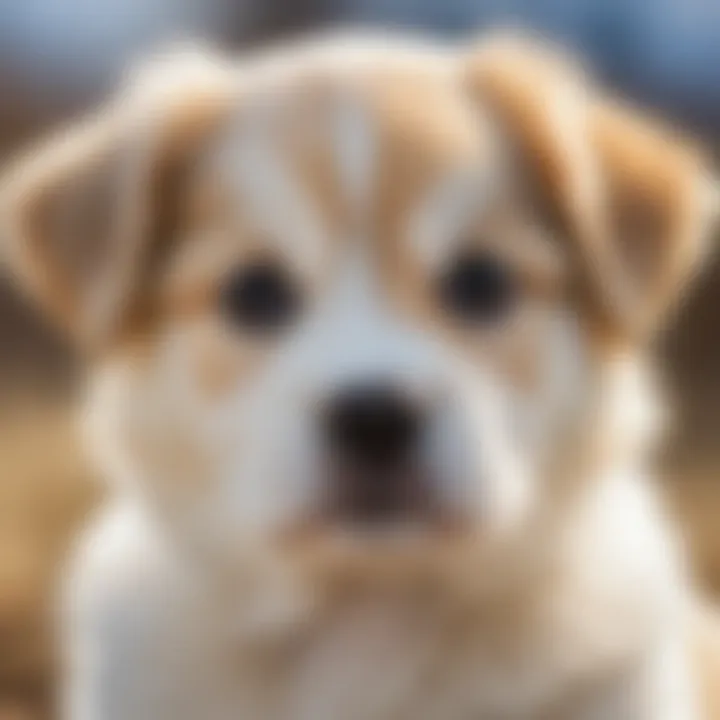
[0,400,98,719]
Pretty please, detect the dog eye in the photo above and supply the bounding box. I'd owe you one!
[439,251,514,323]
[220,260,301,333]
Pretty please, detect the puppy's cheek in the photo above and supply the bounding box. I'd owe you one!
[87,323,259,497]
[85,359,217,504]
[522,314,596,470]
[216,391,323,535]
[465,382,536,535]
[191,333,330,535]
[425,362,536,535]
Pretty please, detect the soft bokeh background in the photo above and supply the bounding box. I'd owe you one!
[2,1,720,716]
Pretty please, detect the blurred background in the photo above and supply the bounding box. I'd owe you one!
[2,0,720,717]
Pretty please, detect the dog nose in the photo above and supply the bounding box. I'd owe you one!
[324,383,423,470]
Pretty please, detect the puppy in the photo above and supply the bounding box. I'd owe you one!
[2,31,720,720]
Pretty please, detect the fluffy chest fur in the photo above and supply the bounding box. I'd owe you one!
[67,468,688,720]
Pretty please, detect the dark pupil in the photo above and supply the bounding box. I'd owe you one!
[221,261,299,332]
[440,251,513,322]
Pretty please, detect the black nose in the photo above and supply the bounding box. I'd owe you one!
[324,384,422,470]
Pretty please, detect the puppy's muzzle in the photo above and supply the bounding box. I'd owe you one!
[323,382,429,523]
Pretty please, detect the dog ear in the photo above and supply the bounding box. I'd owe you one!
[463,32,719,340]
[0,48,232,350]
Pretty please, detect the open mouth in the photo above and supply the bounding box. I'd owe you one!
[330,465,429,523]
[324,463,463,534]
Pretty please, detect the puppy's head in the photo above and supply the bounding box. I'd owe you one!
[2,34,716,583]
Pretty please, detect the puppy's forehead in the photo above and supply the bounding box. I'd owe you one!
[203,48,499,249]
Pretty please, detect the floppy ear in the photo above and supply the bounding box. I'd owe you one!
[463,32,719,339]
[0,48,232,349]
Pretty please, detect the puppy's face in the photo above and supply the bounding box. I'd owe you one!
[3,36,716,577]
